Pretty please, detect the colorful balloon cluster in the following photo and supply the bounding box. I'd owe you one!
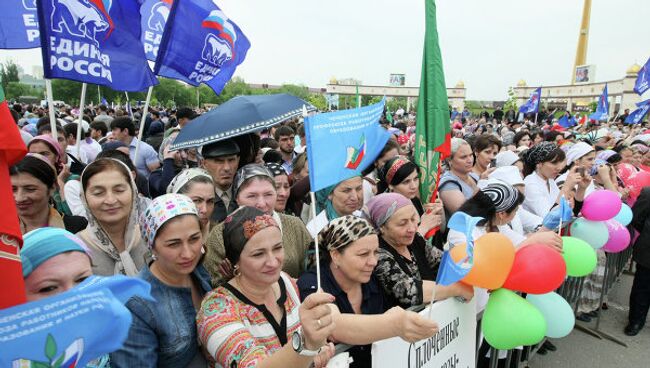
[450,189,632,350]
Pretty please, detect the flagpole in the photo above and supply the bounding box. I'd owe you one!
[97,85,101,105]
[133,86,154,166]
[309,191,322,291]
[45,79,58,141]
[75,83,88,158]
[124,92,134,119]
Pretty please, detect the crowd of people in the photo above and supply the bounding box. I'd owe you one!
[8,100,650,367]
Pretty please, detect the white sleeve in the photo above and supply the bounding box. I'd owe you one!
[523,179,553,217]
[63,180,86,218]
[519,208,542,233]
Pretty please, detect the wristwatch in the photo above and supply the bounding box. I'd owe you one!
[292,328,322,357]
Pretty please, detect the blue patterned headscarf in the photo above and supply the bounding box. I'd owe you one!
[21,228,90,278]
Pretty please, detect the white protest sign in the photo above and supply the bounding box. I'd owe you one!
[371,298,476,368]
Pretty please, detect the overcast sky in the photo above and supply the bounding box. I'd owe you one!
[2,0,649,100]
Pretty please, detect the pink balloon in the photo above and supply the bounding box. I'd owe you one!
[602,219,631,253]
[582,190,622,221]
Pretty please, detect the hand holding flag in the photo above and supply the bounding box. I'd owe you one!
[542,195,573,232]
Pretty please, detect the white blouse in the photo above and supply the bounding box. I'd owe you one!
[523,172,560,217]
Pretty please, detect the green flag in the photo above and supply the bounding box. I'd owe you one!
[355,83,361,108]
[386,105,393,124]
[414,0,451,203]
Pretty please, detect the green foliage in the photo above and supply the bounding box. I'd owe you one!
[0,60,20,90]
[589,101,598,112]
[5,82,42,100]
[307,93,327,111]
[504,87,518,112]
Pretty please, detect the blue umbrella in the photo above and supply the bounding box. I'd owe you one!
[170,94,316,150]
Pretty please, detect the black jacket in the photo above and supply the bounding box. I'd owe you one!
[632,187,650,268]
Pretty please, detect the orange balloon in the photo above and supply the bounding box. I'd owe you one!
[450,233,516,289]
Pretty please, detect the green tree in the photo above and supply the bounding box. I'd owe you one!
[504,87,518,112]
[5,82,38,100]
[217,77,252,103]
[307,93,327,111]
[0,60,20,90]
[278,84,309,100]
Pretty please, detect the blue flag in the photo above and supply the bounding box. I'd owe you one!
[154,0,250,95]
[519,87,541,114]
[635,58,650,96]
[37,0,158,92]
[589,85,609,121]
[437,212,482,286]
[140,0,173,61]
[0,1,40,49]
[0,275,153,367]
[625,99,650,124]
[305,98,390,192]
[558,114,576,128]
[101,97,108,105]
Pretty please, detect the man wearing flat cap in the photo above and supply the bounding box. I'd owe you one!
[201,138,241,223]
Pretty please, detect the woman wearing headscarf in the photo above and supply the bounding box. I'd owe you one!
[111,194,212,367]
[265,162,291,214]
[197,206,336,368]
[368,193,473,309]
[307,176,364,238]
[27,134,73,215]
[448,182,562,364]
[522,142,582,217]
[77,158,150,276]
[167,168,216,241]
[556,141,596,197]
[204,164,312,285]
[297,216,440,368]
[11,154,87,234]
[21,227,109,368]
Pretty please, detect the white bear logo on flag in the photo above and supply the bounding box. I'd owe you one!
[51,0,110,46]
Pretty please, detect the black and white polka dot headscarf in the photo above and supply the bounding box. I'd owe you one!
[264,162,287,177]
[481,182,519,213]
[523,142,557,168]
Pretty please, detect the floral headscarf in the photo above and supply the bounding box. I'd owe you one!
[223,206,279,266]
[139,194,198,249]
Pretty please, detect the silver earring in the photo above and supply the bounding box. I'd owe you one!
[151,253,158,261]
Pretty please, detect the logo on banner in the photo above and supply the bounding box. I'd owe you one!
[345,135,367,169]
[23,0,37,10]
[51,0,114,45]
[142,0,172,59]
[47,0,114,83]
[188,8,237,83]
[13,335,84,367]
[638,68,648,94]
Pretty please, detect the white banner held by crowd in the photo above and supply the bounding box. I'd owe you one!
[371,298,476,368]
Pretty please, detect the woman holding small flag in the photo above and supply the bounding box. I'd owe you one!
[297,215,441,368]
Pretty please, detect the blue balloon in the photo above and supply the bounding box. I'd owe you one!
[614,204,633,226]
[527,292,575,338]
[570,218,609,249]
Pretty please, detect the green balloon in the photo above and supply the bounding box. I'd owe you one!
[562,237,598,277]
[482,289,546,350]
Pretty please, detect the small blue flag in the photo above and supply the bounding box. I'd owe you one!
[558,114,576,128]
[140,0,173,61]
[37,0,158,92]
[558,195,572,223]
[451,110,459,120]
[0,275,153,367]
[101,97,108,106]
[437,212,483,286]
[625,99,650,124]
[634,58,650,96]
[0,1,40,49]
[519,87,542,114]
[305,98,390,192]
[154,0,250,95]
[589,85,609,121]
